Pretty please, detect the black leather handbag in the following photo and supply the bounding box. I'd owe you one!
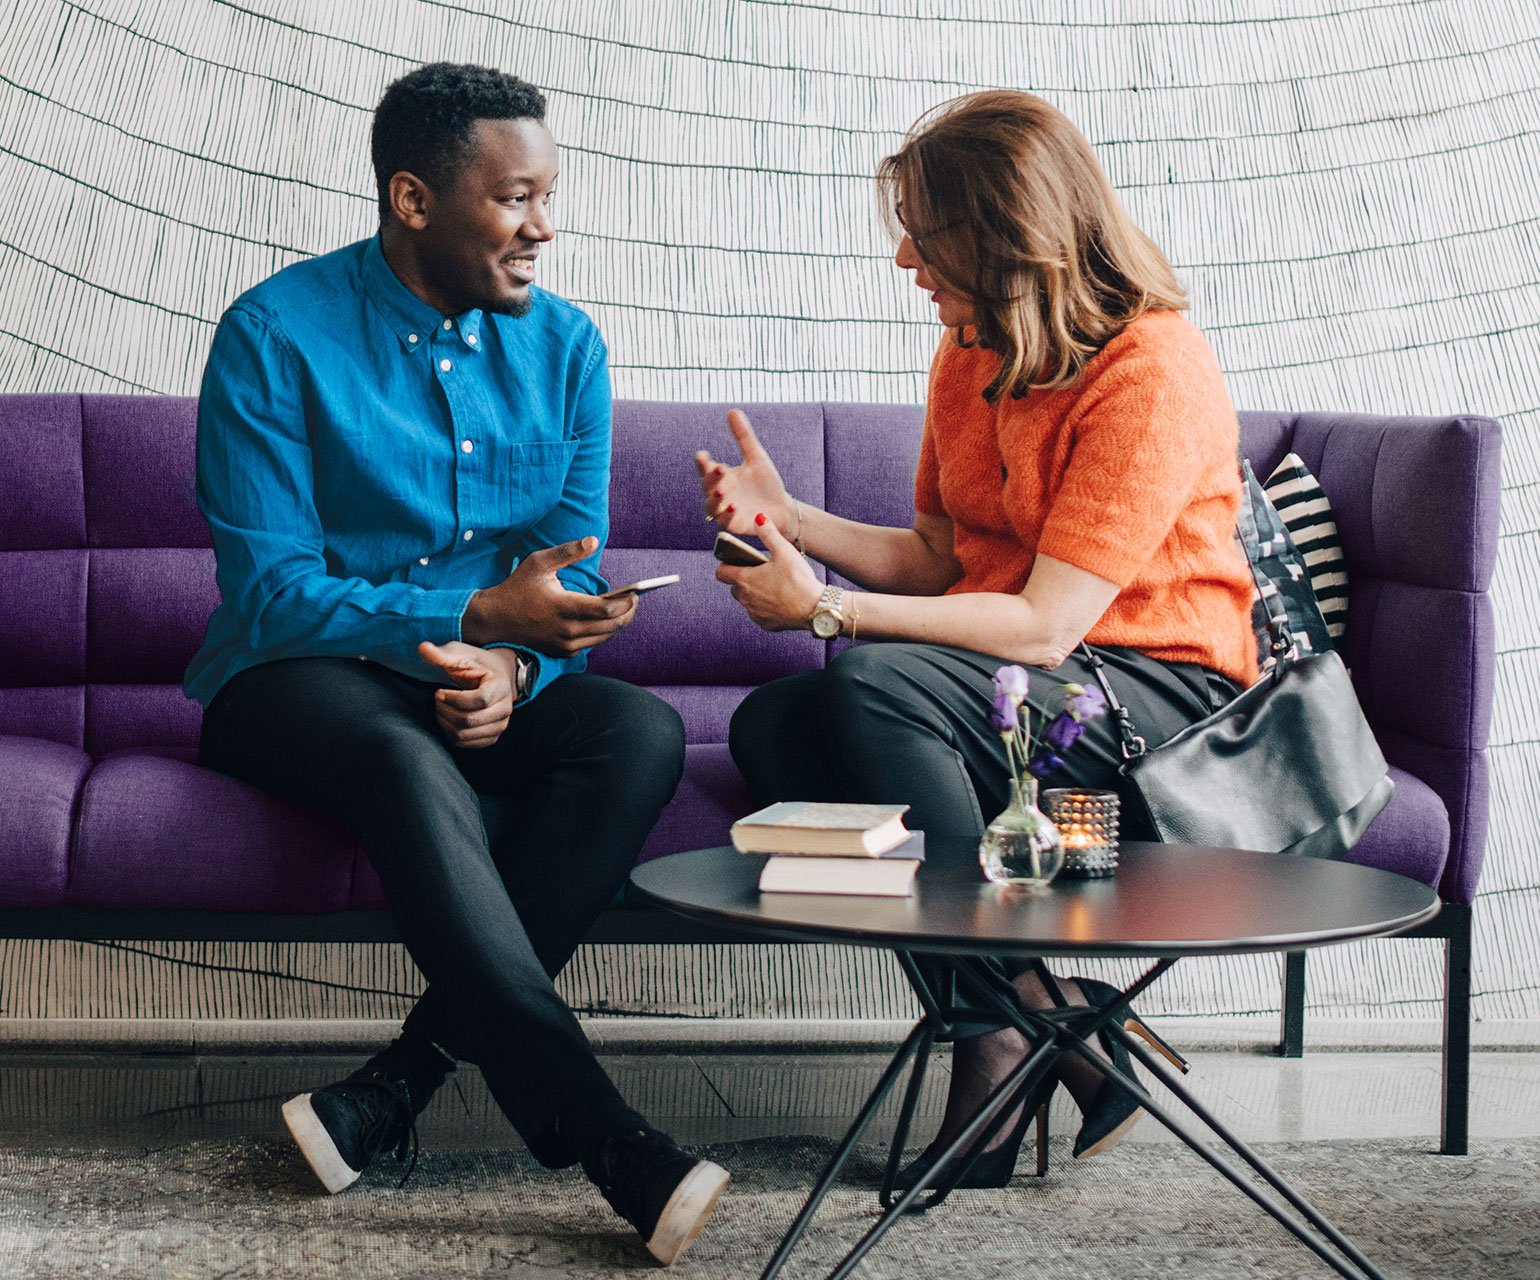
[1081,600,1393,861]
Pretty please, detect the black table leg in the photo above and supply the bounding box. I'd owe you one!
[764,951,1389,1280]
[759,951,1060,1280]
[1024,965,1386,1280]
[756,1019,935,1280]
[1081,1018,1387,1280]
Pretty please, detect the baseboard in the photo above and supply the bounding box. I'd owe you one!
[3,1014,1536,1056]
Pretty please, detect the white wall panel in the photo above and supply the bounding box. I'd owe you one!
[1,0,1535,1025]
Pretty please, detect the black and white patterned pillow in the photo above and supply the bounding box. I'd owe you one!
[1235,459,1334,674]
[1263,453,1348,657]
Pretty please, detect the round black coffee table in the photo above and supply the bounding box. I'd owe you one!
[630,838,1438,1280]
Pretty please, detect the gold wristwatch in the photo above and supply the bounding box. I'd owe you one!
[809,584,845,639]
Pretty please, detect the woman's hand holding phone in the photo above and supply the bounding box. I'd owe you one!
[714,515,824,633]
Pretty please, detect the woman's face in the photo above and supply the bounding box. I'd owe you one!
[895,229,978,329]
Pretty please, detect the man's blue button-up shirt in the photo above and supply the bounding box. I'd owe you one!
[184,235,612,707]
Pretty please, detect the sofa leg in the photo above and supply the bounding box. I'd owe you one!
[1277,950,1306,1057]
[1440,903,1472,1155]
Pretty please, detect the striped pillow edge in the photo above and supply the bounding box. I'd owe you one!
[1263,454,1349,650]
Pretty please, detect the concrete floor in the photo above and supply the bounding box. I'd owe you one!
[2,1022,1537,1155]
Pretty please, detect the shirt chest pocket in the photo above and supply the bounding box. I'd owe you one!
[501,437,580,531]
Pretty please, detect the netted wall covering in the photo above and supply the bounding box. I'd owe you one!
[1,0,1535,1026]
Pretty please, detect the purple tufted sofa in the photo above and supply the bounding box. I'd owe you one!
[0,393,1500,1153]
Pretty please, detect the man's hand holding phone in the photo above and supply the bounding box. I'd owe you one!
[462,535,636,657]
[601,573,681,599]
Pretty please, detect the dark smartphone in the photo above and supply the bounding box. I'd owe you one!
[713,531,770,567]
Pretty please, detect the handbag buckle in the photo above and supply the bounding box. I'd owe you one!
[1122,735,1147,761]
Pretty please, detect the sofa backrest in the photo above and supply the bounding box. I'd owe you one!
[588,401,926,745]
[0,394,211,757]
[0,394,1499,902]
[1237,410,1501,905]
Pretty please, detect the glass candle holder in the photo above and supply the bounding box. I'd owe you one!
[1042,788,1119,879]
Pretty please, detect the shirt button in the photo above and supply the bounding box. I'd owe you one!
[461,439,474,454]
[464,530,475,541]
[443,319,453,331]
[408,333,418,344]
[440,358,452,372]
[418,556,429,566]
[467,333,478,345]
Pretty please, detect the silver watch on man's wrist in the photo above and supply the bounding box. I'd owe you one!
[514,653,536,701]
[808,584,845,639]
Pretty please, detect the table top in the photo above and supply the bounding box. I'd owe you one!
[628,838,1440,959]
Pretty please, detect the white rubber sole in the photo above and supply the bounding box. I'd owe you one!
[282,1092,362,1194]
[645,1159,730,1266]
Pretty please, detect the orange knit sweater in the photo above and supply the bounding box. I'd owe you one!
[915,309,1258,687]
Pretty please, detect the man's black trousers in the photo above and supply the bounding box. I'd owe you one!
[200,657,686,1164]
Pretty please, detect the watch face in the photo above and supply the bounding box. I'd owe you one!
[811,610,840,639]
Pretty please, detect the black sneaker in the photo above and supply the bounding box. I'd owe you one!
[282,1043,446,1194]
[584,1127,729,1266]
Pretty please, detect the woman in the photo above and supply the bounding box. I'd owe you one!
[698,91,1257,1186]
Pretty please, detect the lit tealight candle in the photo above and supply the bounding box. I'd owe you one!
[1042,788,1120,878]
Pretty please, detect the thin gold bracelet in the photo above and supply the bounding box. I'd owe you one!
[847,594,859,643]
[791,499,806,554]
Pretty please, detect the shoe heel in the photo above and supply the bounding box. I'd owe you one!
[1033,1102,1050,1177]
[1124,1017,1188,1073]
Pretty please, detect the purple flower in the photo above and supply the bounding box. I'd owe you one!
[1065,683,1106,721]
[993,664,1030,702]
[1026,745,1064,778]
[989,691,1019,734]
[1043,711,1085,752]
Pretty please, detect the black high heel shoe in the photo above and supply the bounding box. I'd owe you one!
[1067,977,1188,1160]
[892,1072,1057,1193]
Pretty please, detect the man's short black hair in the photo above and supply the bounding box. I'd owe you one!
[371,63,547,220]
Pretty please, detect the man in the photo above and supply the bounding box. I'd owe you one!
[185,63,727,1265]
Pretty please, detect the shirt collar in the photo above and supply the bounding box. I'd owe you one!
[362,235,485,356]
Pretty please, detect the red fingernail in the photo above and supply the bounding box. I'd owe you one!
[755,513,766,526]
[724,505,735,515]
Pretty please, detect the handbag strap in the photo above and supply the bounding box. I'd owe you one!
[1237,454,1296,663]
[1081,645,1147,761]
[1082,458,1297,761]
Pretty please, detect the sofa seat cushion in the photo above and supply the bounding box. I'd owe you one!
[0,735,92,908]
[1344,764,1449,891]
[69,752,361,912]
[639,742,756,865]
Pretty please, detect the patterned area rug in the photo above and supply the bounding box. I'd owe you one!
[1,1134,1536,1279]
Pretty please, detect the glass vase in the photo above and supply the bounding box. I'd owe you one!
[979,775,1066,888]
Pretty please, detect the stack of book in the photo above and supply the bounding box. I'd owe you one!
[730,801,925,897]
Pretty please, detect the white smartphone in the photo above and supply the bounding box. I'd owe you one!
[601,573,681,599]
[713,530,770,567]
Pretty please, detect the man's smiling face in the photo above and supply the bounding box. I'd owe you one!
[415,117,558,317]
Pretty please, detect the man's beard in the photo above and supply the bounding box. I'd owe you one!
[488,291,533,319]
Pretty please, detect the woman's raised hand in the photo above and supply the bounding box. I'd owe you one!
[695,409,797,540]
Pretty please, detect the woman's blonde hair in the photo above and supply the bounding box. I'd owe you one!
[878,90,1187,400]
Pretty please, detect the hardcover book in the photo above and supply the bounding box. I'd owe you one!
[758,833,926,896]
[730,801,912,856]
